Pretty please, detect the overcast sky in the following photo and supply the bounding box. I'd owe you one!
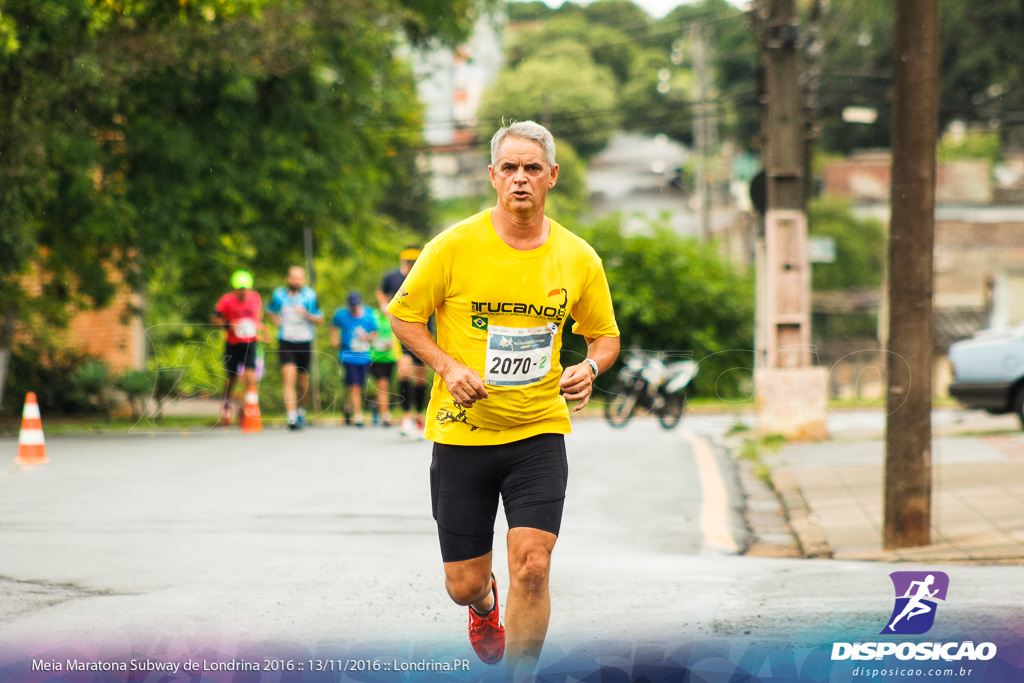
[527,0,750,20]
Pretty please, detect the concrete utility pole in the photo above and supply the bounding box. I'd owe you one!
[753,0,827,439]
[883,0,939,550]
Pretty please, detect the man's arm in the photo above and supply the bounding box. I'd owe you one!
[376,289,391,313]
[391,316,489,408]
[559,335,620,412]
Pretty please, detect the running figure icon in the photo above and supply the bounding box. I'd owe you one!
[887,574,938,632]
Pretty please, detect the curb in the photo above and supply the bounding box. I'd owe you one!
[771,470,833,559]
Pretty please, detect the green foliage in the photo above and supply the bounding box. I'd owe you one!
[620,50,695,144]
[937,130,1001,164]
[652,0,757,149]
[941,0,1024,130]
[506,1,554,23]
[73,360,115,417]
[572,217,755,399]
[478,50,620,158]
[1,345,94,417]
[807,197,886,291]
[546,139,589,219]
[0,0,483,408]
[116,368,153,419]
[816,0,1024,154]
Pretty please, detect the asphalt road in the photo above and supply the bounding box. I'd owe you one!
[1,418,1021,675]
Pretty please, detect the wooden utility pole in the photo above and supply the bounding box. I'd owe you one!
[883,0,939,549]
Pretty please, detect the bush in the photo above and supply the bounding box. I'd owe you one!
[116,369,154,419]
[73,360,115,418]
[1,346,95,417]
[572,217,755,399]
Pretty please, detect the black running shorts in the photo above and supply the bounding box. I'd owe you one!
[277,340,312,372]
[224,341,257,376]
[429,433,568,563]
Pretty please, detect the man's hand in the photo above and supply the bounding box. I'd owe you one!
[560,362,595,412]
[441,360,489,408]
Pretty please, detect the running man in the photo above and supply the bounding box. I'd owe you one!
[378,247,430,436]
[267,266,323,430]
[888,574,939,632]
[388,121,620,676]
[369,306,400,426]
[331,291,378,427]
[212,270,263,425]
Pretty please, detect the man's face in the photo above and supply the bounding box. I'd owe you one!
[489,136,558,219]
[287,267,305,290]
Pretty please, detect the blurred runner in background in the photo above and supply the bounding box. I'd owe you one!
[212,270,263,425]
[369,306,400,426]
[379,247,430,437]
[331,291,378,427]
[267,266,323,430]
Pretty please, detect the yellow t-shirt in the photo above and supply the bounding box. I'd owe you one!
[388,209,619,446]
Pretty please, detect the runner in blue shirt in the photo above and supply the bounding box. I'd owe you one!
[331,291,378,426]
[267,266,323,430]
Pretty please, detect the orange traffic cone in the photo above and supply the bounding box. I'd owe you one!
[15,392,49,465]
[241,390,262,433]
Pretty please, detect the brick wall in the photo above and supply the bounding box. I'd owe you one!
[17,267,145,372]
[823,153,992,204]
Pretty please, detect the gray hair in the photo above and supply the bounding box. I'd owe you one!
[490,120,556,168]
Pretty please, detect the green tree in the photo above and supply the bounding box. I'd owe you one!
[620,49,695,144]
[0,0,482,408]
[545,138,589,220]
[478,51,620,158]
[573,219,755,398]
[504,14,641,87]
[807,197,886,291]
[0,0,132,410]
[652,0,757,149]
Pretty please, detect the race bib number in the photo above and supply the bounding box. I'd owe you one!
[233,318,258,339]
[280,305,311,341]
[484,323,557,387]
[350,326,371,353]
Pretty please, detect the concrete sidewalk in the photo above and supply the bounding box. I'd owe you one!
[764,411,1024,563]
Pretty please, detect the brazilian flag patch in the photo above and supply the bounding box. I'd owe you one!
[471,316,488,331]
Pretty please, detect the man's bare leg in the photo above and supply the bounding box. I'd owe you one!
[282,363,298,415]
[505,527,557,678]
[443,552,494,612]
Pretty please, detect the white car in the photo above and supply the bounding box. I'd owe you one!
[948,324,1024,427]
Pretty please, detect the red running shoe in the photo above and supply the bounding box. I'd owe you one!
[468,573,505,665]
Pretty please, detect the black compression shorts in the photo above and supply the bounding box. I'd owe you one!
[429,433,568,563]
[278,340,312,372]
[224,342,257,376]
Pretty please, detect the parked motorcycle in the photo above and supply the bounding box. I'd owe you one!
[603,350,698,429]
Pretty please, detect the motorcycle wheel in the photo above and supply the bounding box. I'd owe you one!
[657,393,686,430]
[604,384,638,428]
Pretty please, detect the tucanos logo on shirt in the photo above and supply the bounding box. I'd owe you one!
[470,288,568,322]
